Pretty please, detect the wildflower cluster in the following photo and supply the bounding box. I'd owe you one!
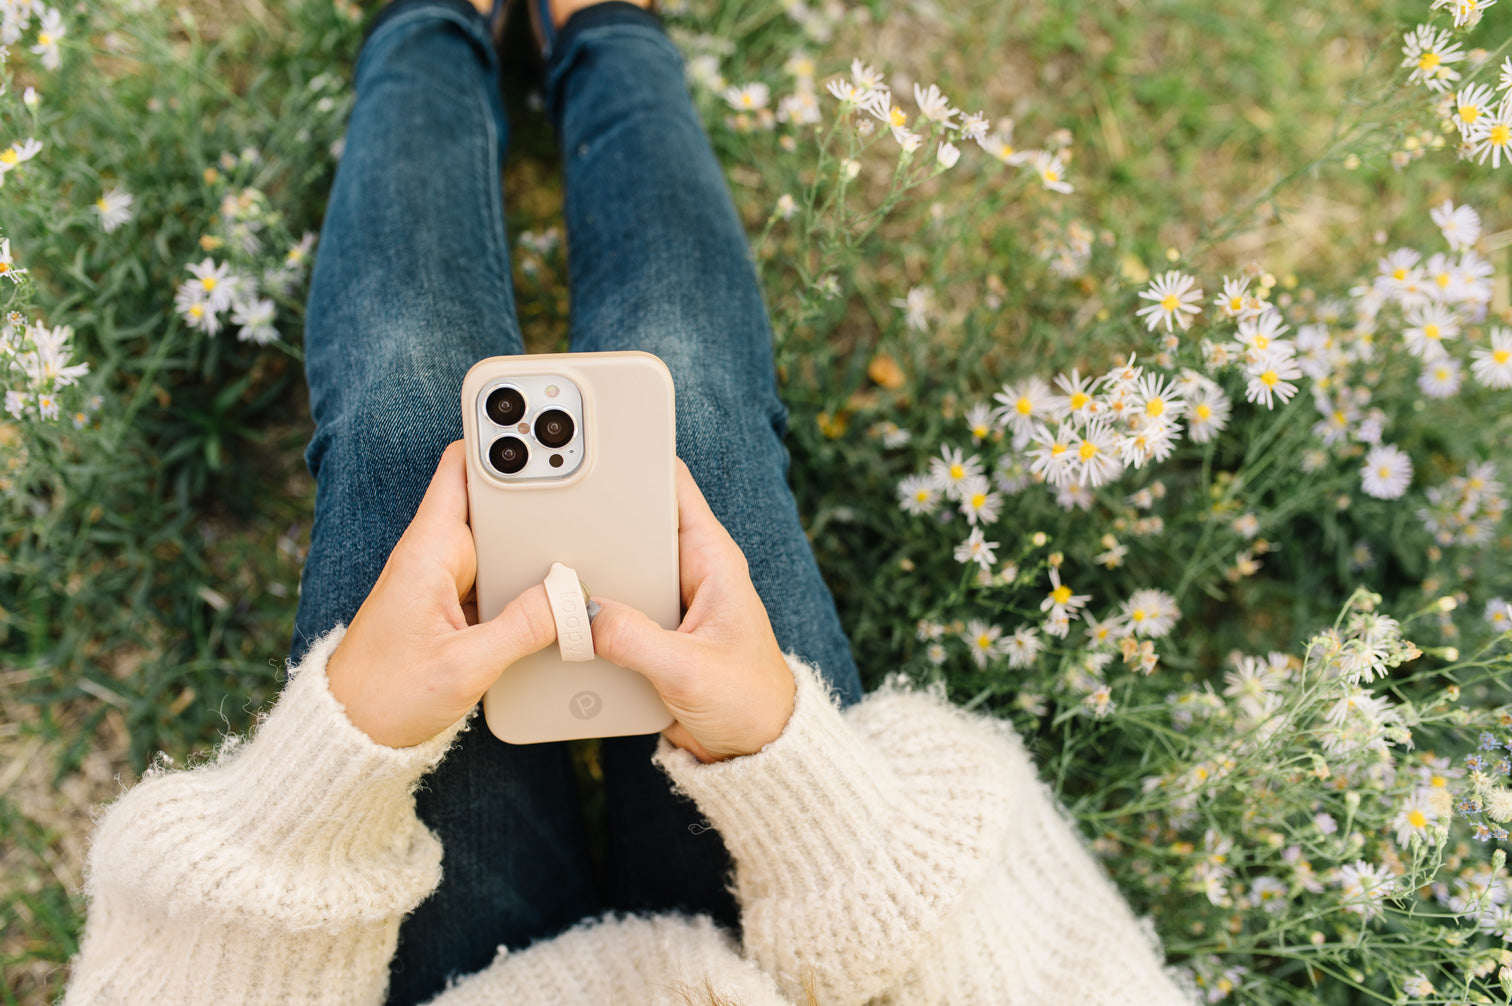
[1398,8,1512,168]
[1,308,95,426]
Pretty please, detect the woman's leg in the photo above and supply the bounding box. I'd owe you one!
[543,3,866,928]
[292,3,599,1003]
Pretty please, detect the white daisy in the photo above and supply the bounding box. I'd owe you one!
[1004,626,1043,669]
[991,376,1052,444]
[1041,567,1091,627]
[1466,98,1512,168]
[954,526,999,570]
[92,187,135,233]
[186,258,234,312]
[0,137,44,179]
[959,110,990,141]
[1214,275,1264,319]
[1401,24,1465,92]
[0,238,28,283]
[1449,86,1497,139]
[1185,386,1231,444]
[1361,444,1413,500]
[1471,327,1512,388]
[912,82,959,126]
[1336,860,1395,920]
[1050,368,1102,424]
[1121,588,1180,638]
[892,286,933,331]
[1027,422,1076,487]
[928,445,985,500]
[1234,308,1289,355]
[979,127,1028,166]
[1416,358,1462,398]
[1135,271,1203,333]
[961,620,1005,668]
[1392,789,1439,847]
[1028,150,1072,193]
[1402,302,1460,360]
[897,472,940,515]
[1072,420,1123,487]
[1486,598,1512,632]
[722,82,770,112]
[963,402,994,442]
[957,477,1003,526]
[30,7,66,72]
[1243,352,1302,409]
[230,296,278,345]
[173,284,221,336]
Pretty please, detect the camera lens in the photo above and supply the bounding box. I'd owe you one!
[534,409,575,449]
[486,386,526,426]
[489,435,529,474]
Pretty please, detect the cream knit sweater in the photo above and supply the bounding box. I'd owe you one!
[62,623,1195,1005]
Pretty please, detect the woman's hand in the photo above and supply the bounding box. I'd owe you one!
[325,441,558,748]
[589,459,797,763]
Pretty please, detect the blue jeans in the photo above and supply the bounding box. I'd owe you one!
[289,2,863,1002]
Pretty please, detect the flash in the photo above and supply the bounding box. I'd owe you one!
[545,384,560,398]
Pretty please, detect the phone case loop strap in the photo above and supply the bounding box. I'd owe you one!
[544,561,595,662]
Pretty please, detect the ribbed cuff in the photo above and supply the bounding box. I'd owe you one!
[653,653,902,900]
[215,623,474,858]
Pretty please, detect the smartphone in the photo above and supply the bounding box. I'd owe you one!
[460,351,679,744]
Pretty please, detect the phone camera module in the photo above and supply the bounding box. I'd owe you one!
[486,386,527,426]
[489,435,529,475]
[534,409,575,449]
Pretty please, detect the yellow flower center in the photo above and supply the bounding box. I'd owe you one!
[96,198,109,211]
[37,32,52,46]
[1378,466,1392,479]
[1435,273,1450,289]
[0,149,17,165]
[1160,293,1179,312]
[201,276,218,292]
[914,489,930,502]
[1392,267,1407,280]
[1229,296,1243,311]
[1460,104,1480,123]
[1253,334,1269,349]
[1051,442,1067,456]
[1493,348,1511,364]
[1195,403,1211,420]
[1430,774,1447,788]
[1131,608,1146,622]
[1147,397,1165,417]
[997,143,1014,159]
[0,263,8,273]
[890,106,907,128]
[1260,370,1278,387]
[1069,391,1090,410]
[1418,51,1441,70]
[1407,808,1427,829]
[1016,396,1033,415]
[977,634,992,649]
[972,424,988,438]
[1491,124,1511,147]
[970,492,987,508]
[189,304,204,319]
[1078,440,1098,460]
[1434,366,1451,380]
[1423,323,1440,340]
[1051,585,1073,605]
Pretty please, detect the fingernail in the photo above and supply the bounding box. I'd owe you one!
[586,599,602,624]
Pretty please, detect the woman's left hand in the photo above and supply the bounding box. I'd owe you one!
[324,440,558,748]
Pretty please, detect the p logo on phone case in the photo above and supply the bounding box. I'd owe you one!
[569,690,603,720]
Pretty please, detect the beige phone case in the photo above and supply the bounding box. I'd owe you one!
[461,351,678,744]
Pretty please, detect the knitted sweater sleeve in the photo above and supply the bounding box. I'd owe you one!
[62,624,470,1006]
[653,655,1196,1006]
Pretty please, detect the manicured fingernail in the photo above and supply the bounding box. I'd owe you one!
[586,599,602,624]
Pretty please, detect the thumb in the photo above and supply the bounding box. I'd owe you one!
[442,582,559,683]
[589,596,692,689]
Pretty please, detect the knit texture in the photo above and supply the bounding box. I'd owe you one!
[62,623,1196,1005]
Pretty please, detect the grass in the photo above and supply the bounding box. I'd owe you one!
[3,0,1510,1002]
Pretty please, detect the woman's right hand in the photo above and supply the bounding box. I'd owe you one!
[588,459,797,763]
